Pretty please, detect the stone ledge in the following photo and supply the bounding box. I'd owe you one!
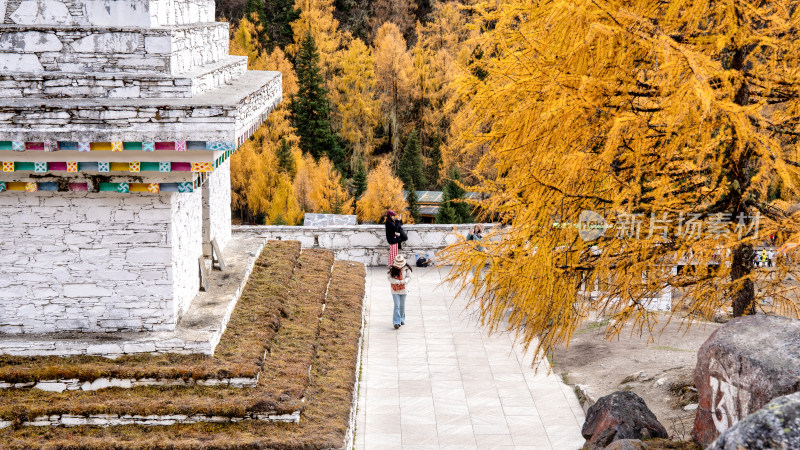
[0,410,300,429]
[0,374,258,392]
[0,235,265,357]
[0,56,248,99]
[0,71,282,143]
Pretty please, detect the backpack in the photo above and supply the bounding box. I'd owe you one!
[416,256,431,267]
[395,219,408,243]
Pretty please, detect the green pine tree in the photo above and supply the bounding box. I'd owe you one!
[397,130,426,191]
[291,31,339,165]
[426,136,443,189]
[435,188,458,224]
[353,157,368,199]
[244,0,268,47]
[263,0,299,50]
[277,137,296,177]
[438,167,472,224]
[406,182,421,223]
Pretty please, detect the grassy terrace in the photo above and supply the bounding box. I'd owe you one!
[0,260,367,449]
[0,242,333,420]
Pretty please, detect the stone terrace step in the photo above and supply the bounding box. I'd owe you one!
[0,71,282,143]
[0,56,248,99]
[0,23,229,75]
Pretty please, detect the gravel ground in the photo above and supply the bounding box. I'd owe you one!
[552,314,721,441]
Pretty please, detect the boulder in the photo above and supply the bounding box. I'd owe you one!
[604,439,649,450]
[582,391,668,449]
[692,315,800,447]
[708,392,800,449]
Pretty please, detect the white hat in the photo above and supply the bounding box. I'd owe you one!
[392,254,406,269]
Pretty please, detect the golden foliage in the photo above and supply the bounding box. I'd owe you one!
[356,159,409,223]
[330,38,382,171]
[441,0,800,358]
[230,138,303,225]
[288,0,342,80]
[229,21,303,224]
[293,152,354,215]
[374,22,414,161]
[413,2,473,148]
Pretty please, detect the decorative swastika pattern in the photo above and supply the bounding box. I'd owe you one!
[191,162,213,172]
[117,183,130,193]
[25,182,37,192]
[148,183,160,193]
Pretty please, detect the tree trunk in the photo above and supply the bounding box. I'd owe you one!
[728,42,756,318]
[731,243,756,316]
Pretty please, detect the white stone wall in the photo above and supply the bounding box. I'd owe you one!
[203,158,231,256]
[0,23,229,75]
[0,191,201,334]
[3,0,215,28]
[233,224,497,266]
[170,188,202,320]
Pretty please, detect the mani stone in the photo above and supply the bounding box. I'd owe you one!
[581,391,668,449]
[708,392,800,450]
[692,314,800,447]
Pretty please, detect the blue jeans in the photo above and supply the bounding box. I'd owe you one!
[392,293,406,326]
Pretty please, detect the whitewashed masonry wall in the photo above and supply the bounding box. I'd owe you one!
[0,191,202,334]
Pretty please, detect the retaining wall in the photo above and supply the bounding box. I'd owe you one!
[232,223,496,266]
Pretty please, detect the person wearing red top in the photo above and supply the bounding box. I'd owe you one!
[387,254,413,329]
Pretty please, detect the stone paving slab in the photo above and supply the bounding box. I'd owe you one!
[355,266,586,450]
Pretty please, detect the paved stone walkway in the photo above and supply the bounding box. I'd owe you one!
[354,266,586,449]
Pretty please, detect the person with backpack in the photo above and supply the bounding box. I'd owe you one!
[387,254,413,329]
[385,210,407,267]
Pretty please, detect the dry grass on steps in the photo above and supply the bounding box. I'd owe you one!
[0,244,334,423]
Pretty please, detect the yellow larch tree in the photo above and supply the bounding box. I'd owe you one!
[330,38,381,171]
[356,159,409,223]
[414,2,473,150]
[373,22,414,162]
[229,20,303,225]
[287,0,342,81]
[441,0,800,357]
[293,152,353,215]
[368,0,416,41]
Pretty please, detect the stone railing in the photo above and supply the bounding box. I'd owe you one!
[232,224,496,266]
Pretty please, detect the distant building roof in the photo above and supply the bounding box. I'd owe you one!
[406,191,483,205]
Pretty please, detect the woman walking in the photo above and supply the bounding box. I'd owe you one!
[385,210,401,267]
[388,254,413,329]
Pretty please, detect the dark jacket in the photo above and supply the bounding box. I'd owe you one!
[385,217,402,248]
